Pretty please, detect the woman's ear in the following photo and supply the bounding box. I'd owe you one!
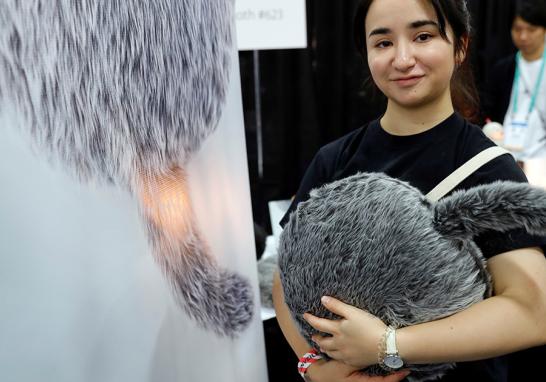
[433,181,546,239]
[455,34,469,68]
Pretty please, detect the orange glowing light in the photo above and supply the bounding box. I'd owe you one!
[138,167,193,237]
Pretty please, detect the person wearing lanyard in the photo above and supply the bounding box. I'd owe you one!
[484,1,546,169]
[504,47,546,157]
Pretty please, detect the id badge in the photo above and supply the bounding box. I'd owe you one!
[504,120,528,152]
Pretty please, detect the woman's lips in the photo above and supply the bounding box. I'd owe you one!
[393,75,424,87]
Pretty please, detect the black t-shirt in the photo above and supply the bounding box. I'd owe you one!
[280,113,546,381]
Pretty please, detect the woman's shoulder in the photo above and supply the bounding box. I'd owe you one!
[457,119,497,155]
[457,120,527,189]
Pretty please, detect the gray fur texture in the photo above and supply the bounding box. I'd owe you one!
[0,0,253,337]
[279,172,546,381]
[0,0,230,183]
[257,254,278,309]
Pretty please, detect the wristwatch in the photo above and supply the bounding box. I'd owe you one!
[381,326,404,370]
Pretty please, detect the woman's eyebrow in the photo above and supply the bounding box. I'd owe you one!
[368,27,390,38]
[409,19,439,29]
[368,20,439,38]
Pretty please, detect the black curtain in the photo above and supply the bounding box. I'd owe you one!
[468,0,517,113]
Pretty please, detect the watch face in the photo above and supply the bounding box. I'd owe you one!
[384,355,404,369]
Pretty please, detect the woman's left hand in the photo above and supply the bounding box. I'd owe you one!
[304,296,388,369]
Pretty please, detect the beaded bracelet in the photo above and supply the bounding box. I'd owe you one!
[297,348,323,379]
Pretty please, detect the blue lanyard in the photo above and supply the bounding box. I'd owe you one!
[511,49,546,119]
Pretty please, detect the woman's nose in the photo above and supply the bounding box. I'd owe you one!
[393,42,416,71]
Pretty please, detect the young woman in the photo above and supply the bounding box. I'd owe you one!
[272,1,546,381]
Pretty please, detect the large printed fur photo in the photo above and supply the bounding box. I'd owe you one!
[0,0,253,337]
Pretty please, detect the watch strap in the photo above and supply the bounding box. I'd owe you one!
[379,325,404,371]
[385,326,398,354]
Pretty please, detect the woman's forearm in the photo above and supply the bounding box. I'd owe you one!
[273,271,375,382]
[397,248,546,364]
[397,294,545,364]
[272,270,312,357]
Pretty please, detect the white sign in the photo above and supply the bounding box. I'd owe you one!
[235,0,307,51]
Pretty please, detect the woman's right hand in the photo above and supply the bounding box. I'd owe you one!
[306,359,410,382]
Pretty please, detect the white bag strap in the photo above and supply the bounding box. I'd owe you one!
[426,146,511,202]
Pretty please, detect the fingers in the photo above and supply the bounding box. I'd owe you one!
[303,312,338,335]
[322,296,384,324]
[303,296,358,333]
[312,334,337,352]
[321,296,353,317]
[323,349,343,361]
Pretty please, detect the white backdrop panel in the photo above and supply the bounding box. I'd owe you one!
[0,34,266,382]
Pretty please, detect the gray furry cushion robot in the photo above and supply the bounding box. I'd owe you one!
[278,172,546,381]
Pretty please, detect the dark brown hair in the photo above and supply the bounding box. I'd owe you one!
[353,0,479,121]
[515,0,546,28]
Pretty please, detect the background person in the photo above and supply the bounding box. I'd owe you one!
[484,0,546,184]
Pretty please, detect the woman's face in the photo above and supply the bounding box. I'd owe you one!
[511,17,546,59]
[365,0,458,109]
